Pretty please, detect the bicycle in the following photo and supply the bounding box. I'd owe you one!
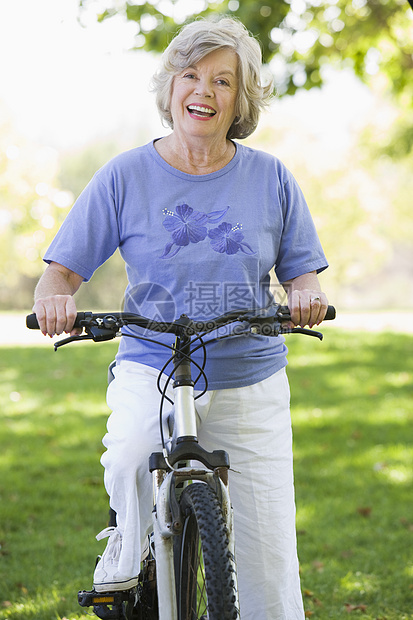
[27,302,335,620]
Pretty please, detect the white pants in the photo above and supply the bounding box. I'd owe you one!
[101,361,305,620]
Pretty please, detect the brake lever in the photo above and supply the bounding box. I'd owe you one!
[53,325,118,350]
[282,327,323,340]
[54,334,95,350]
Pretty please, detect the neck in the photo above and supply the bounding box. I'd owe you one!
[155,133,235,174]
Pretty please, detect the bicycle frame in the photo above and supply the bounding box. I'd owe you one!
[149,325,238,619]
[27,302,336,620]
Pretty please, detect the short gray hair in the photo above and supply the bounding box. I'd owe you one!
[151,16,273,139]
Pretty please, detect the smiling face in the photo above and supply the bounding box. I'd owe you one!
[169,47,239,145]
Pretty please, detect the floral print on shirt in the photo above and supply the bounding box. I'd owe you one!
[160,204,255,258]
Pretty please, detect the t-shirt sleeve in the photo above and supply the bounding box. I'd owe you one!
[274,170,328,283]
[43,173,120,281]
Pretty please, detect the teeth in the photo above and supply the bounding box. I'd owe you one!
[188,105,215,115]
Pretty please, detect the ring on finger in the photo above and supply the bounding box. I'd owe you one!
[310,295,321,303]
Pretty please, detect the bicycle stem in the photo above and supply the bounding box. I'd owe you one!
[172,329,198,442]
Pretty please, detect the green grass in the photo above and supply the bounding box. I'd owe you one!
[0,341,118,620]
[289,330,413,619]
[0,331,412,619]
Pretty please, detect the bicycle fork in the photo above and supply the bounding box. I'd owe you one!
[151,461,237,620]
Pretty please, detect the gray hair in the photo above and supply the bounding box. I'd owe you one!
[151,16,274,139]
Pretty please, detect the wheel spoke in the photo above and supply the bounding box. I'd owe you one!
[196,547,207,616]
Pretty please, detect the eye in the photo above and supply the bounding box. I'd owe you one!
[183,72,196,79]
[216,78,230,86]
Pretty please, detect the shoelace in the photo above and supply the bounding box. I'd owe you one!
[96,526,122,562]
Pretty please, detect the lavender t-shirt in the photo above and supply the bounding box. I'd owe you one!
[44,140,328,389]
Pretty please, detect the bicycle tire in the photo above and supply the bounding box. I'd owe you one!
[174,482,239,620]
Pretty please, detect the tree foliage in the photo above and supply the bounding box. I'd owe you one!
[79,0,413,103]
[0,105,74,307]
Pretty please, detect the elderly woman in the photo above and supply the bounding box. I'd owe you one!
[33,16,328,620]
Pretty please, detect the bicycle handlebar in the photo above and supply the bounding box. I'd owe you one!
[26,305,335,332]
[26,311,89,331]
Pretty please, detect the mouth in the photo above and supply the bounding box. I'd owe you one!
[187,104,217,119]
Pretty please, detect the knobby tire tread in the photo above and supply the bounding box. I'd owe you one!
[174,482,239,620]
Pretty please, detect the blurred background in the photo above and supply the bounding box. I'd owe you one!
[1,0,412,314]
[1,6,412,617]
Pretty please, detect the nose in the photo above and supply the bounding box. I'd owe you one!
[195,78,214,98]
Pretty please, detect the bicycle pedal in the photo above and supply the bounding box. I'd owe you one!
[78,588,137,620]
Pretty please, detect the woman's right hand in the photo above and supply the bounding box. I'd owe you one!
[32,295,81,337]
[32,262,84,337]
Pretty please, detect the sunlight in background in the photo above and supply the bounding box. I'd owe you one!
[1,0,412,313]
[0,0,379,151]
[0,0,163,147]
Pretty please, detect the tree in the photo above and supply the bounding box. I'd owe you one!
[79,0,413,103]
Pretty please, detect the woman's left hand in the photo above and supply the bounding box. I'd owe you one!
[282,272,328,328]
[287,288,329,328]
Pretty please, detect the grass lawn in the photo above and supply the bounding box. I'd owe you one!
[0,330,412,619]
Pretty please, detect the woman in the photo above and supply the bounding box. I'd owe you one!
[33,16,328,620]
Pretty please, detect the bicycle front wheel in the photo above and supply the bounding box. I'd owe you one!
[174,482,239,620]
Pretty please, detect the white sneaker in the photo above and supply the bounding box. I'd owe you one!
[93,526,139,592]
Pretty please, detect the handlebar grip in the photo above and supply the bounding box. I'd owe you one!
[26,312,88,330]
[26,314,40,329]
[279,305,336,321]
